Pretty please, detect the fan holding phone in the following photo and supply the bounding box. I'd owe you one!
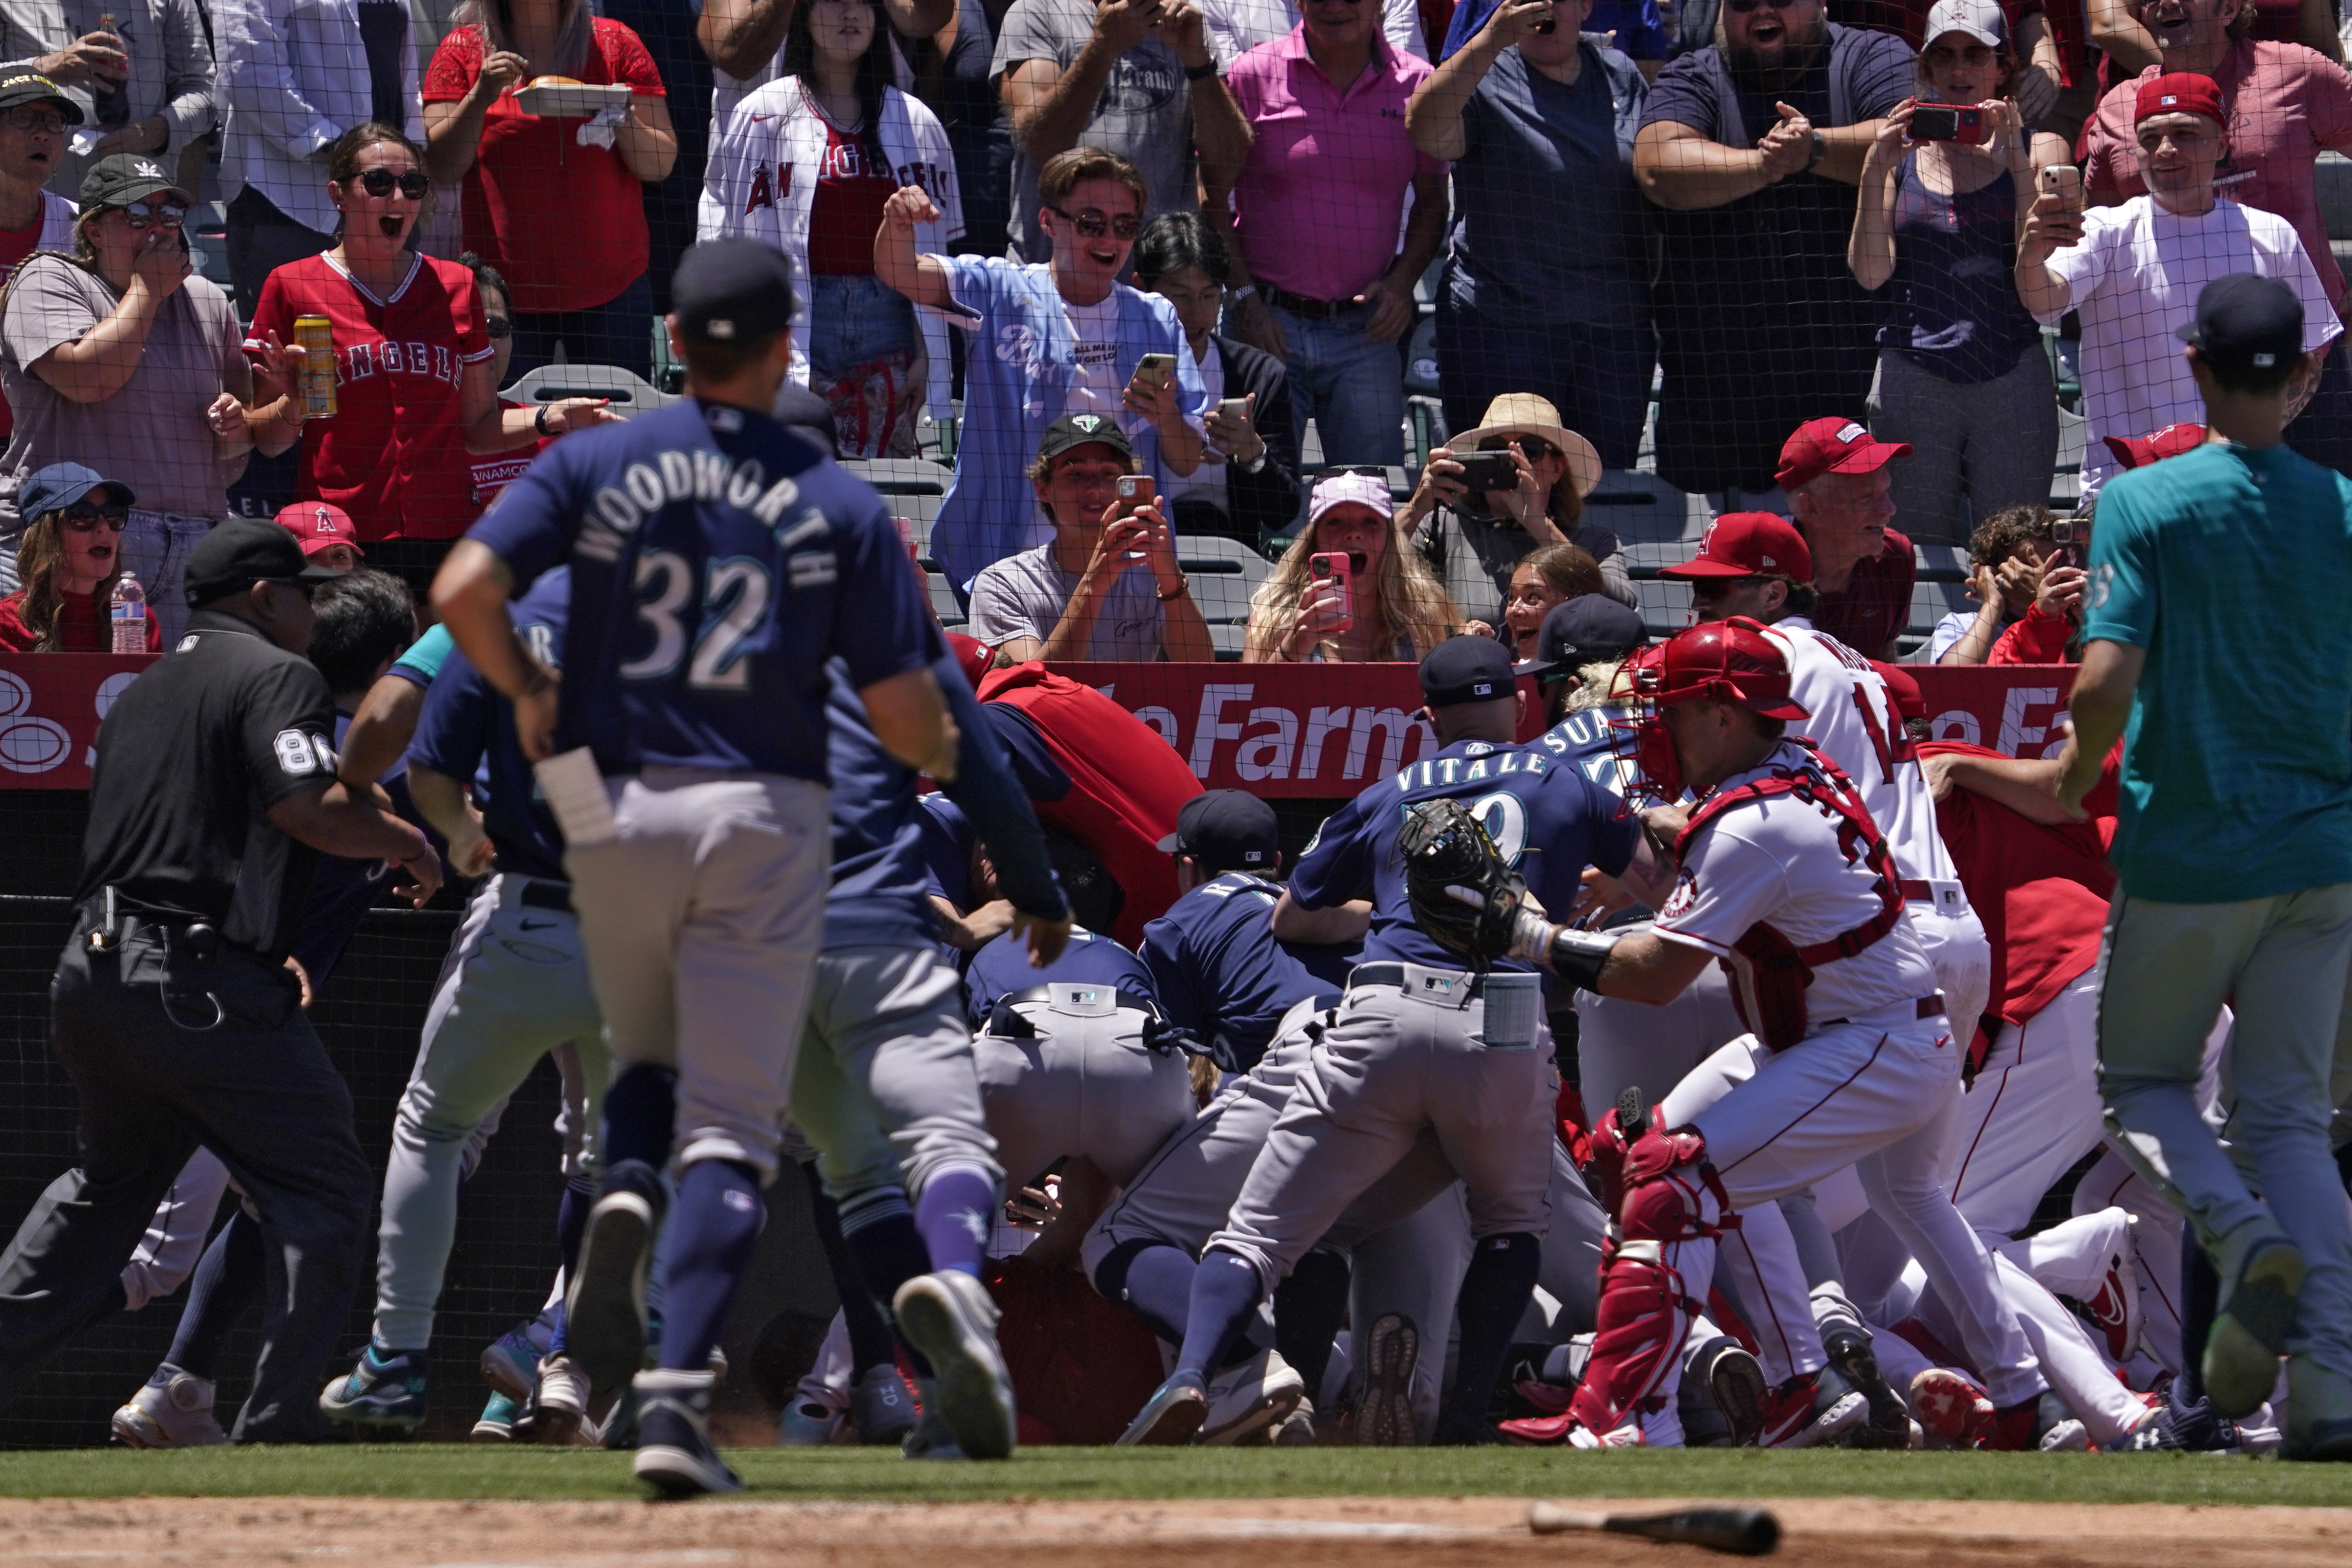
[1846,0,2072,548]
[1242,472,1462,663]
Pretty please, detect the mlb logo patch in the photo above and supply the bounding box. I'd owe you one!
[2161,93,2179,105]
[1472,680,1492,696]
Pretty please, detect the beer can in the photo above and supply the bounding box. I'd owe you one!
[294,314,336,419]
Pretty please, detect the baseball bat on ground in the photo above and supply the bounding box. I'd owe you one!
[1526,1502,1779,1556]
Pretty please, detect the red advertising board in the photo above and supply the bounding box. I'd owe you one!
[0,655,2080,794]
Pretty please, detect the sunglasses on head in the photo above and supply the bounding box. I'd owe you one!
[353,167,432,200]
[1052,206,1140,241]
[59,505,127,531]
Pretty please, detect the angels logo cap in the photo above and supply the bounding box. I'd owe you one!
[80,153,192,210]
[2102,421,2207,470]
[1775,416,1913,491]
[2135,72,2226,127]
[671,238,796,345]
[1155,788,1280,871]
[1659,511,1815,582]
[1419,634,1518,709]
[1035,412,1135,464]
[274,501,364,559]
[2175,272,2303,373]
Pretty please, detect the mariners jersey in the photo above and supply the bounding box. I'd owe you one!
[1534,699,1638,801]
[1141,871,1347,1073]
[965,925,1155,1028]
[409,568,572,883]
[1289,737,1639,973]
[1765,617,1959,886]
[468,398,931,782]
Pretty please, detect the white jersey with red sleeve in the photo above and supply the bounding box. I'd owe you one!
[1763,617,1959,888]
[247,252,494,543]
[1654,742,1942,1031]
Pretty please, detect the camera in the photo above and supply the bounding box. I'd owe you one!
[1452,449,1520,496]
[1909,103,1986,143]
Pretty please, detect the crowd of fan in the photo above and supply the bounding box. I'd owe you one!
[0,0,2340,662]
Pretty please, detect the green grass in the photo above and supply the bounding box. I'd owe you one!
[4,1445,2352,1507]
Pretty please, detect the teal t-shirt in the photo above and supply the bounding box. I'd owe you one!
[390,623,454,688]
[2082,441,2352,902]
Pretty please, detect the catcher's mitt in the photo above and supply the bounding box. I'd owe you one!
[1399,797,1528,967]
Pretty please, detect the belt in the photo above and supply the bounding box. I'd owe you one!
[518,878,573,914]
[1262,284,1358,321]
[1347,961,1529,998]
[985,984,1159,1039]
[1818,992,1947,1030]
[1900,880,1932,901]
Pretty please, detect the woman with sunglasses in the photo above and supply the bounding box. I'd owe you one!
[245,124,616,598]
[0,153,255,642]
[703,0,962,456]
[1846,0,2068,547]
[0,462,158,652]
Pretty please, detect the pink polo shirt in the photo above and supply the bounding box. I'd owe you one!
[2082,39,2352,303]
[1226,25,1444,302]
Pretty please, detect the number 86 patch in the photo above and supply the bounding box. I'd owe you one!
[274,728,336,778]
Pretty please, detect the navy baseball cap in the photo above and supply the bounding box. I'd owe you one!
[1517,596,1648,681]
[19,462,132,520]
[2177,273,2303,373]
[1419,634,1517,708]
[1156,789,1280,872]
[182,518,340,606]
[671,238,797,345]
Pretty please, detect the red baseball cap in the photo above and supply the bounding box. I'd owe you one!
[1775,417,1913,491]
[945,631,994,688]
[2101,422,2206,470]
[274,501,362,558]
[2136,72,2226,127]
[1871,660,1925,722]
[1660,511,1815,582]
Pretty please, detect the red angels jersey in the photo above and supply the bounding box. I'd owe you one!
[247,252,494,542]
[1762,616,1960,888]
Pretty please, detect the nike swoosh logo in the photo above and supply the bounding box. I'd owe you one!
[749,114,775,122]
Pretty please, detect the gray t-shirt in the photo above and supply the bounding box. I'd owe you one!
[0,256,244,534]
[967,541,1166,659]
[991,0,1193,263]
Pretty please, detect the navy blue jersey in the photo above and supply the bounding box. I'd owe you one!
[408,569,572,883]
[1141,871,1343,1073]
[1289,737,1639,972]
[466,398,931,780]
[980,703,1072,802]
[919,794,977,911]
[1534,701,1638,800]
[289,712,436,984]
[965,925,1155,1027]
[828,647,1067,951]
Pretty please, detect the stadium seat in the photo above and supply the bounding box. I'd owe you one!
[503,364,677,419]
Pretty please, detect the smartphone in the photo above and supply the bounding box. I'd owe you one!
[1113,473,1156,520]
[1909,103,1985,144]
[2038,164,2085,214]
[1217,396,1251,421]
[1309,551,1355,634]
[1131,353,1177,393]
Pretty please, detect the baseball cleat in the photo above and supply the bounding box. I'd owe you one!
[1202,1348,1305,1446]
[319,1344,427,1435]
[2284,1355,2352,1462]
[529,1353,591,1446]
[1118,1369,1210,1446]
[1696,1336,1769,1447]
[1567,1419,1646,1449]
[2206,1232,2305,1420]
[1357,1313,1419,1447]
[779,1390,848,1447]
[1760,1369,1866,1449]
[900,1403,965,1460]
[1822,1323,1910,1450]
[1909,1367,1996,1447]
[111,1368,227,1449]
[481,1318,551,1401]
[633,1369,743,1498]
[2078,1245,2143,1365]
[851,1364,918,1447]
[1985,1389,2087,1452]
[472,1390,520,1443]
[892,1271,1016,1460]
[567,1181,660,1397]
[1273,1398,1318,1446]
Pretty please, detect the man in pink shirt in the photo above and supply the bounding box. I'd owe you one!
[2080,0,2352,472]
[1218,0,1449,466]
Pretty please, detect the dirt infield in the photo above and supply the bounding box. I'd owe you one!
[7,1493,2352,1568]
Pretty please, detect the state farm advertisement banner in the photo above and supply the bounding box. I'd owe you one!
[0,656,2081,795]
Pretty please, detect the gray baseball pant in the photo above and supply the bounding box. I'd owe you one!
[973,990,1197,1192]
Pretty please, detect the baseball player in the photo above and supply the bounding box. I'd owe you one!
[1119,637,1646,1447]
[1474,619,2042,1449]
[433,239,954,1497]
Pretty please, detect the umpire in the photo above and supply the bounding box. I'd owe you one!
[0,520,437,1443]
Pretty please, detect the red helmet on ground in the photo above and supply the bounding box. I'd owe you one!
[1642,618,1809,720]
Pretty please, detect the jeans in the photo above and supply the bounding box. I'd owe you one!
[121,509,215,648]
[510,271,655,385]
[806,274,917,383]
[1267,301,1404,469]
[225,187,333,321]
[1435,299,1654,470]
[2095,884,2352,1377]
[1867,346,2058,548]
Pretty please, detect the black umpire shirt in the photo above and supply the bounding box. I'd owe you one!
[75,610,341,962]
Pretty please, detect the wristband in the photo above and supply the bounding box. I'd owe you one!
[534,403,554,437]
[1803,130,1827,172]
[1539,925,1622,992]
[1185,58,1218,80]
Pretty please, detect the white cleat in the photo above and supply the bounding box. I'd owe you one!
[892,1270,1016,1460]
[1202,1348,1306,1446]
[111,1370,227,1449]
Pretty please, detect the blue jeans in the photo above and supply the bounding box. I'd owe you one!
[806,274,917,385]
[510,271,655,384]
[1435,299,1653,470]
[121,509,214,647]
[1268,301,1404,468]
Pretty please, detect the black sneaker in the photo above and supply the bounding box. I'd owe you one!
[1823,1324,1910,1450]
[633,1370,742,1498]
[567,1162,665,1397]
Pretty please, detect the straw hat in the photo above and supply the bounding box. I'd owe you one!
[1449,394,1603,499]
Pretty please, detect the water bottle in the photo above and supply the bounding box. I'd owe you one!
[110,571,145,654]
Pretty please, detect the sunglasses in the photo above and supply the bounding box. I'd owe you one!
[1481,436,1561,463]
[115,201,184,230]
[59,505,128,531]
[1052,206,1140,241]
[485,315,513,340]
[1725,0,1801,12]
[353,167,432,200]
[265,576,323,602]
[1688,576,1765,600]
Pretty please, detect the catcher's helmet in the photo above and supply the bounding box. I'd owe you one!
[1639,618,1808,721]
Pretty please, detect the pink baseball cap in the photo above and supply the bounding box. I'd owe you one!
[1308,471,1394,525]
[275,501,363,558]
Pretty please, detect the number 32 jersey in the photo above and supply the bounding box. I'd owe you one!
[1288,737,1639,973]
[467,398,934,781]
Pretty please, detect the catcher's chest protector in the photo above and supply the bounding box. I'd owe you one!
[1675,746,1906,1052]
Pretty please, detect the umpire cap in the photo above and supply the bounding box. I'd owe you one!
[184,518,341,607]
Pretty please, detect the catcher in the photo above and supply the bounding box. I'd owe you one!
[1118,637,1675,1446]
[1450,619,2042,1448]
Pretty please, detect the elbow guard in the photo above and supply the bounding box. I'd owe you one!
[1543,926,1622,994]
